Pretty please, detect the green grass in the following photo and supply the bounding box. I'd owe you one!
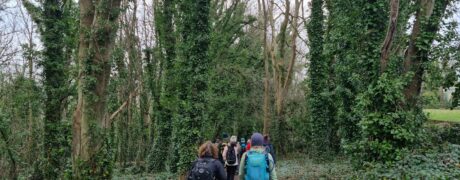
[424,109,460,123]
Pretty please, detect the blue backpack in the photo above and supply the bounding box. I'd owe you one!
[244,151,270,180]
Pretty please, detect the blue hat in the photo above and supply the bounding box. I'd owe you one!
[251,133,264,146]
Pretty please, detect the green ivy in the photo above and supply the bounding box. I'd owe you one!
[346,73,425,163]
[307,0,338,157]
[170,0,212,174]
[148,0,177,173]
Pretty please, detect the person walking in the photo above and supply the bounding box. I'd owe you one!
[245,139,251,151]
[188,141,227,180]
[216,138,225,165]
[239,133,277,180]
[240,138,247,160]
[223,135,240,180]
[263,135,276,164]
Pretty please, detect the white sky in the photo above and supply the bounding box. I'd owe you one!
[0,0,458,84]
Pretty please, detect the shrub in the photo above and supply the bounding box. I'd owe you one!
[353,144,460,179]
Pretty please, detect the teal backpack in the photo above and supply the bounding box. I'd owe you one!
[244,151,270,180]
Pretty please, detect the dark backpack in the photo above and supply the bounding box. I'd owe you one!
[188,159,215,180]
[226,145,237,165]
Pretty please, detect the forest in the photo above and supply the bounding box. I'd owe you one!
[1,0,460,179]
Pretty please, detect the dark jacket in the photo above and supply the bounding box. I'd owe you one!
[190,156,227,180]
[264,143,276,164]
[218,143,225,165]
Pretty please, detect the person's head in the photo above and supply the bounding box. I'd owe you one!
[241,138,246,143]
[198,141,218,159]
[215,138,222,144]
[222,132,229,139]
[247,139,251,144]
[264,134,270,144]
[229,135,237,145]
[250,133,264,147]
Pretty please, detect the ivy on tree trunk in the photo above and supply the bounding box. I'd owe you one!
[170,0,211,174]
[72,0,122,177]
[24,0,76,178]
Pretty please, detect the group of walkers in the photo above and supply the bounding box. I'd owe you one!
[187,133,277,180]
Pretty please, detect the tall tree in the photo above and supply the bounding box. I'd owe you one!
[261,0,271,136]
[148,0,176,172]
[170,0,211,174]
[259,0,301,153]
[327,0,453,163]
[273,0,301,154]
[206,0,259,139]
[23,0,76,177]
[324,0,389,145]
[307,0,337,155]
[72,0,122,177]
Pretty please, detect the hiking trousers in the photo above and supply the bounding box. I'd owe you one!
[226,165,237,180]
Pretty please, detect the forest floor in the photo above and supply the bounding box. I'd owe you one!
[425,109,460,122]
[112,154,355,179]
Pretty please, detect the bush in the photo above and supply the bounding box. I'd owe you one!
[353,144,460,179]
[422,123,460,146]
[345,74,424,164]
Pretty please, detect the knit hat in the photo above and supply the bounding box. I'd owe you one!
[251,133,264,146]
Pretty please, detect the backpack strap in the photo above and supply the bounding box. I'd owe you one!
[244,151,251,173]
[265,153,270,173]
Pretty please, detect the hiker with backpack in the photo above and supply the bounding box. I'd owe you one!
[263,135,276,164]
[222,135,240,180]
[240,138,247,160]
[239,133,277,180]
[187,141,227,180]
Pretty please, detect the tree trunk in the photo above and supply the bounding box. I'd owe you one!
[72,0,122,177]
[403,0,449,106]
[24,0,73,177]
[273,0,290,120]
[380,0,399,73]
[171,0,211,173]
[261,0,271,135]
[308,0,331,154]
[148,0,176,172]
[26,28,34,166]
[276,0,301,155]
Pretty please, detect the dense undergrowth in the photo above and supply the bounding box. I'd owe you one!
[356,144,460,179]
[354,123,460,179]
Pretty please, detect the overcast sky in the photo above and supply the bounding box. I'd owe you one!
[0,0,458,81]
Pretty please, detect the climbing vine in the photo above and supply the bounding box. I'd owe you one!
[170,0,211,173]
[307,0,338,156]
